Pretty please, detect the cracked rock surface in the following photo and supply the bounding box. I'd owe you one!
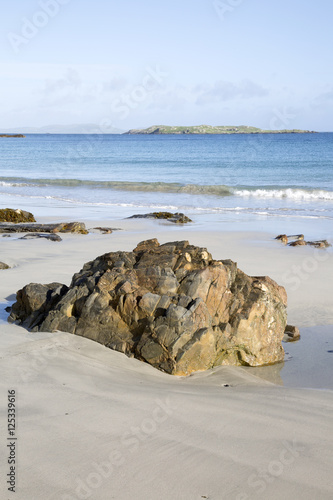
[8,239,288,375]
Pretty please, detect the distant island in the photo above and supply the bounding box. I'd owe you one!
[125,125,316,135]
[0,134,25,138]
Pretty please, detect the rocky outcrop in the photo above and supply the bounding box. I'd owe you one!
[275,234,330,248]
[0,221,88,234]
[0,208,35,223]
[0,134,25,138]
[129,212,192,223]
[0,262,10,270]
[8,239,288,375]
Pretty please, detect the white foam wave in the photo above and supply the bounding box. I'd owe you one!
[0,181,30,188]
[234,188,333,201]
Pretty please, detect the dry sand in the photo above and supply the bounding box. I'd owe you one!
[0,219,332,499]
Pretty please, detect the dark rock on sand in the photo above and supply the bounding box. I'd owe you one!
[0,208,35,223]
[307,240,331,248]
[90,227,122,234]
[275,233,330,248]
[275,234,304,245]
[275,234,288,244]
[0,262,10,270]
[9,239,288,375]
[129,212,192,223]
[0,221,88,234]
[283,325,301,342]
[10,283,69,330]
[93,227,113,234]
[288,240,307,247]
[19,233,62,242]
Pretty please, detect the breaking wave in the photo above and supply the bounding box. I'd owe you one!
[234,188,333,201]
[0,178,233,196]
[1,177,333,201]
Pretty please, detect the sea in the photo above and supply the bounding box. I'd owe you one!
[0,133,332,237]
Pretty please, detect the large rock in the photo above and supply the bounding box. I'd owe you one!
[8,239,288,375]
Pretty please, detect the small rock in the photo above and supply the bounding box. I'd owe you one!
[288,240,307,247]
[19,233,62,242]
[53,222,88,234]
[92,227,113,234]
[128,212,192,223]
[307,240,331,248]
[283,325,300,342]
[0,262,10,270]
[275,234,288,244]
[287,234,304,241]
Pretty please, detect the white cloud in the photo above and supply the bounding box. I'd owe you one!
[315,88,333,103]
[196,79,269,105]
[43,67,81,94]
[102,77,128,92]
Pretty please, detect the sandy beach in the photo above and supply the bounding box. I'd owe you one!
[0,217,332,499]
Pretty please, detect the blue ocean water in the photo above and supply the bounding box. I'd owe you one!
[0,133,332,232]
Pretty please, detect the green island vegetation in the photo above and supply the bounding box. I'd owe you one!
[125,125,316,135]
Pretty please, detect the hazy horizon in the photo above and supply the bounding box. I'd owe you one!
[1,1,332,132]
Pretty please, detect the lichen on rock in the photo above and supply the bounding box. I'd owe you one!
[0,208,35,223]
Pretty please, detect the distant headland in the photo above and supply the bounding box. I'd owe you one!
[125,125,317,135]
[0,134,25,138]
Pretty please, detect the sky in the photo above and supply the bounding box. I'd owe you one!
[0,0,332,131]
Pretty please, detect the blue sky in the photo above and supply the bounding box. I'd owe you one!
[1,0,332,131]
